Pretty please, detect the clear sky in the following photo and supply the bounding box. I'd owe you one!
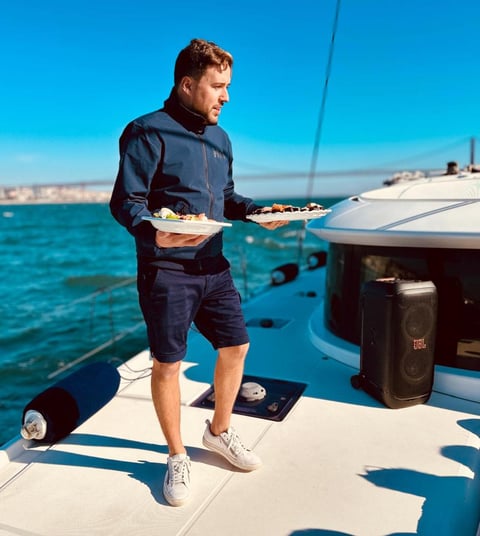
[1,0,479,198]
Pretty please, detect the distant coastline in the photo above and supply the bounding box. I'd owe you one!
[0,199,110,206]
[0,185,111,205]
[0,183,349,207]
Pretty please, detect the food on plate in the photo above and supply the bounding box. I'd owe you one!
[152,207,210,221]
[251,202,325,215]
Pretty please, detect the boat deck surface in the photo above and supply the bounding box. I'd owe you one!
[1,269,480,536]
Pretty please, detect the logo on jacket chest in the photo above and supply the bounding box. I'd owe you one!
[212,148,226,160]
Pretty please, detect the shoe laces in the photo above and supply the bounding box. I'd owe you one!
[222,428,249,456]
[169,457,190,485]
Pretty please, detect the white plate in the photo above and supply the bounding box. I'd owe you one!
[142,216,232,235]
[246,209,331,223]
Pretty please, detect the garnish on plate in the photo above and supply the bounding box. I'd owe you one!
[252,201,325,215]
[153,207,210,221]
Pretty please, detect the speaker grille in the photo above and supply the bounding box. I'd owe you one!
[403,303,435,339]
[394,292,437,398]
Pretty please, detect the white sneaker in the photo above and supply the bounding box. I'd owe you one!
[163,453,191,506]
[202,419,262,471]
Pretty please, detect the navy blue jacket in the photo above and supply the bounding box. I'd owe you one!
[110,92,260,263]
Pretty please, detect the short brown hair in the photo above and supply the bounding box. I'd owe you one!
[174,38,233,85]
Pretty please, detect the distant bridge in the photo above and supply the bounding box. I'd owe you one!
[2,134,475,190]
[3,168,429,190]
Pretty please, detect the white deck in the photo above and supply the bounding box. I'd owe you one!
[1,269,480,536]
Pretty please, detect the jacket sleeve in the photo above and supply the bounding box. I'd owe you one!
[223,179,262,221]
[109,122,161,236]
[222,139,262,221]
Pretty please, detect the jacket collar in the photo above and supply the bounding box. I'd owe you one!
[163,89,207,135]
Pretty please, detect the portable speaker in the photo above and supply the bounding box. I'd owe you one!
[351,278,438,408]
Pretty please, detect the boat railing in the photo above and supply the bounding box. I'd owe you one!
[47,277,144,380]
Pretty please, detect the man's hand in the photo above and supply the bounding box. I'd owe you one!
[155,231,210,248]
[258,220,290,230]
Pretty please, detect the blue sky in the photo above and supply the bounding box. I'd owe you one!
[1,0,479,198]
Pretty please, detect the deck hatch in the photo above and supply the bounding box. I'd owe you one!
[191,374,307,421]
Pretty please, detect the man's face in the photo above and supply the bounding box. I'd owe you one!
[183,65,231,125]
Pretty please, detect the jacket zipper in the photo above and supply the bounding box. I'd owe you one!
[200,136,214,217]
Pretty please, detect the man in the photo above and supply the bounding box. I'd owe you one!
[110,38,286,507]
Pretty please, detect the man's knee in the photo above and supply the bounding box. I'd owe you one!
[218,342,250,362]
[152,358,182,380]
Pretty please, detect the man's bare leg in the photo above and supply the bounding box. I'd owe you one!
[209,343,249,435]
[152,359,191,506]
[202,342,261,470]
[151,359,185,455]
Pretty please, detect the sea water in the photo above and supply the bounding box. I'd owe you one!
[0,198,340,446]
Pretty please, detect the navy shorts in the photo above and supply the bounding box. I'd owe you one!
[137,263,249,363]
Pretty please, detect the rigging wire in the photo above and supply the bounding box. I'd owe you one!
[234,135,478,185]
[305,0,342,201]
[297,0,342,265]
[375,135,476,169]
